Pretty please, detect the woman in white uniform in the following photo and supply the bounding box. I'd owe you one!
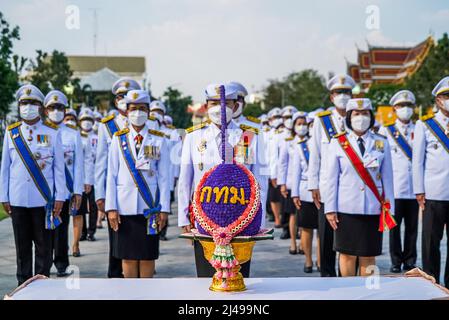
[324,98,395,277]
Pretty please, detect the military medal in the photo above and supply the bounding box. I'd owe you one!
[198,162,204,171]
[375,140,384,152]
[34,152,41,160]
[434,143,439,150]
[197,139,207,153]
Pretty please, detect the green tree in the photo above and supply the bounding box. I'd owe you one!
[162,86,193,129]
[406,33,449,106]
[263,69,328,112]
[365,83,404,107]
[0,11,20,120]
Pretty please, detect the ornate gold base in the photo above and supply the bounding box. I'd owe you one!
[199,240,256,293]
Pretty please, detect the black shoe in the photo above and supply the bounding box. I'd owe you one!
[160,235,168,241]
[403,264,416,271]
[80,235,87,241]
[289,249,298,255]
[280,230,290,239]
[274,224,282,229]
[57,269,69,277]
[304,265,313,273]
[73,251,81,257]
[297,249,305,255]
[87,235,96,242]
[390,265,401,273]
[316,263,321,273]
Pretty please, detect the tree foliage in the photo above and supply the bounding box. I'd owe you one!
[162,86,193,129]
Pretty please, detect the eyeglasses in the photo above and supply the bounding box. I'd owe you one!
[332,89,352,95]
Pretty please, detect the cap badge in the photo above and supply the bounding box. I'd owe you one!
[124,81,130,88]
[53,95,58,102]
[339,76,345,85]
[357,100,364,109]
[132,92,139,100]
[25,88,32,95]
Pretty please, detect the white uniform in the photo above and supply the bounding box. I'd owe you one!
[160,124,181,192]
[177,121,268,227]
[277,135,298,190]
[59,124,84,198]
[379,120,415,199]
[308,109,346,196]
[0,121,66,206]
[324,130,395,215]
[80,131,96,186]
[413,112,449,201]
[268,127,290,181]
[105,124,171,215]
[290,138,313,202]
[94,113,128,201]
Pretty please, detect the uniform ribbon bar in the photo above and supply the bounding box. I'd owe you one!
[336,134,397,232]
[9,126,62,230]
[386,125,412,161]
[64,165,78,216]
[118,134,161,235]
[423,117,449,154]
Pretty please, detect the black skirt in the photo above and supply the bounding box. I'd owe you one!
[334,213,382,257]
[282,190,296,214]
[297,201,318,229]
[268,183,281,202]
[113,215,160,260]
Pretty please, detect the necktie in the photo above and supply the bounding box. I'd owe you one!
[357,137,365,156]
[135,134,143,154]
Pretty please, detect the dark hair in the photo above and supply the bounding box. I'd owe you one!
[345,110,375,131]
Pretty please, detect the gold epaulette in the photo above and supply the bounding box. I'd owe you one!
[333,131,347,138]
[7,121,22,131]
[285,136,294,141]
[421,114,434,121]
[383,121,396,127]
[148,129,165,138]
[245,116,261,124]
[264,127,270,132]
[101,114,115,123]
[317,110,332,117]
[186,122,208,134]
[166,124,175,129]
[80,132,89,138]
[114,128,129,136]
[275,128,284,134]
[297,138,307,144]
[65,124,78,130]
[148,115,157,121]
[43,121,58,130]
[240,124,259,135]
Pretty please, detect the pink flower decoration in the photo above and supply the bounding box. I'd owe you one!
[212,227,232,246]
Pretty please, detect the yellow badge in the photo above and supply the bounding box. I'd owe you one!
[357,99,364,109]
[132,92,139,100]
[197,139,207,153]
[375,140,384,152]
[25,88,32,95]
[53,95,58,102]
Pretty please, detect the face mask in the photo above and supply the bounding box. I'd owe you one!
[333,94,351,110]
[271,118,283,128]
[207,105,233,126]
[48,110,64,123]
[117,99,127,112]
[150,111,164,124]
[19,104,40,121]
[128,110,148,126]
[80,120,93,131]
[351,115,371,132]
[284,118,293,129]
[294,124,308,137]
[65,120,76,127]
[396,107,413,121]
[233,102,243,118]
[440,99,449,112]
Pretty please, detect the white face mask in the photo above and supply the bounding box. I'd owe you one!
[128,110,148,126]
[150,111,164,124]
[19,104,40,121]
[233,102,243,118]
[207,105,233,126]
[284,118,293,129]
[270,118,283,128]
[294,124,308,137]
[440,99,449,112]
[65,120,76,127]
[396,107,413,121]
[117,99,127,112]
[351,115,371,133]
[80,120,93,131]
[333,94,351,110]
[48,110,65,123]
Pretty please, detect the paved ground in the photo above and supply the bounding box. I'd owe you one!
[0,207,447,297]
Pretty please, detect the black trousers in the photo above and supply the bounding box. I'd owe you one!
[51,200,70,272]
[80,188,98,237]
[318,204,337,277]
[389,199,419,267]
[106,212,123,278]
[193,240,251,277]
[422,200,449,288]
[11,206,53,285]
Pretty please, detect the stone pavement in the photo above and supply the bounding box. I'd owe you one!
[0,209,447,297]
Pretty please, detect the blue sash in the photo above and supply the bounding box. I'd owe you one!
[424,117,449,153]
[64,165,78,216]
[319,114,338,142]
[299,140,310,163]
[118,133,161,235]
[105,118,119,138]
[386,125,412,161]
[9,125,62,229]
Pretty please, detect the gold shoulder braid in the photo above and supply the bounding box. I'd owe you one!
[7,121,22,131]
[101,114,115,123]
[420,114,434,121]
[148,129,166,137]
[43,121,59,130]
[317,110,332,117]
[240,124,259,135]
[114,128,130,136]
[186,122,208,134]
[245,116,261,124]
[65,124,78,130]
[333,131,346,139]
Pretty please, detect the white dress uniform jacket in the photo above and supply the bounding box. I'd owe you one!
[290,138,313,202]
[378,120,415,199]
[0,120,66,207]
[277,135,299,190]
[160,124,181,192]
[94,113,128,201]
[413,112,449,201]
[308,109,346,196]
[324,130,395,215]
[105,124,171,215]
[80,131,96,186]
[59,124,84,198]
[268,127,290,180]
[177,121,268,227]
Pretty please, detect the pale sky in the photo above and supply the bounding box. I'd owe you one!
[1,0,448,101]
